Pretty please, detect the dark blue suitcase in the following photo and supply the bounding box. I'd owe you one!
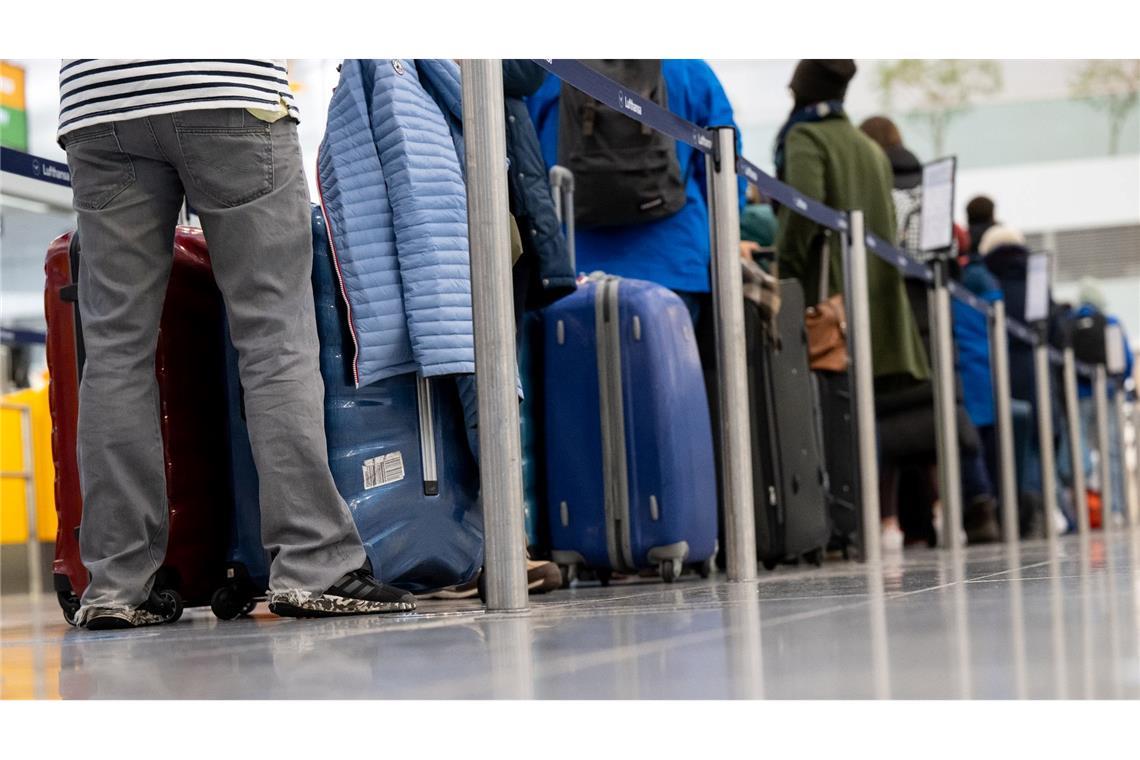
[519,310,547,556]
[210,331,272,619]
[218,207,483,603]
[543,275,717,584]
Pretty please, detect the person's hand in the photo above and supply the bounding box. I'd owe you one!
[740,240,762,261]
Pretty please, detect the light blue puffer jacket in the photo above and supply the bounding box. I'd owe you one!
[318,58,474,388]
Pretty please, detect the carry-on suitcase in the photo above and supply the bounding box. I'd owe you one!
[45,229,232,624]
[215,206,483,592]
[210,331,270,619]
[814,370,860,554]
[745,279,830,569]
[519,309,549,557]
[543,275,718,584]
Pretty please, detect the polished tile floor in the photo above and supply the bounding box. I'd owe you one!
[2,530,1139,699]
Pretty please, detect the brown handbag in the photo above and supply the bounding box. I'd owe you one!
[804,231,849,372]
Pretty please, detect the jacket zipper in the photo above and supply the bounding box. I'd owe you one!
[316,153,362,388]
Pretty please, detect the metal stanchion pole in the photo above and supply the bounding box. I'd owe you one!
[1094,364,1113,531]
[20,407,42,599]
[990,300,1019,545]
[706,126,756,582]
[1062,348,1089,536]
[1034,342,1060,543]
[1114,384,1138,526]
[928,261,964,551]
[843,212,882,564]
[460,59,528,611]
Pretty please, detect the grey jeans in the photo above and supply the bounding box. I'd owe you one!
[64,109,366,609]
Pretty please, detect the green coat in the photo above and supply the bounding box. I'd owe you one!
[775,117,929,386]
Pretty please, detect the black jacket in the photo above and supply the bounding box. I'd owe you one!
[502,60,576,312]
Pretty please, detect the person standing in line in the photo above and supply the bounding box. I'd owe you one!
[774,60,930,553]
[59,59,414,629]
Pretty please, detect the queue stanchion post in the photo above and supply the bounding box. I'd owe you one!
[706,126,757,582]
[842,211,882,564]
[460,59,528,611]
[1062,348,1090,537]
[1094,364,1113,531]
[928,259,964,551]
[990,300,1020,545]
[1034,341,1060,544]
[1115,381,1138,526]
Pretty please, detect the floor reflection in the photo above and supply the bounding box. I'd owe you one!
[3,530,1139,699]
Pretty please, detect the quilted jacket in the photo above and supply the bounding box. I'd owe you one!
[318,58,474,388]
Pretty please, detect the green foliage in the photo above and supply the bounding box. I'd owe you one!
[875,60,1004,155]
[1070,59,1140,154]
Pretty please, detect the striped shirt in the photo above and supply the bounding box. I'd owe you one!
[58,59,298,139]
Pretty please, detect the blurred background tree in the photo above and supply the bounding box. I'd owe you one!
[1070,59,1140,155]
[876,60,1003,156]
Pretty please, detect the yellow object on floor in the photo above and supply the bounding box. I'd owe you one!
[0,384,57,544]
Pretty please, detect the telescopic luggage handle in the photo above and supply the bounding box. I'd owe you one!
[549,165,576,273]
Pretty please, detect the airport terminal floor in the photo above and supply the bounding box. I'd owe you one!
[3,530,1138,699]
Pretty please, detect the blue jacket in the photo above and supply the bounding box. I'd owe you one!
[318,59,474,388]
[953,258,1002,427]
[527,60,745,294]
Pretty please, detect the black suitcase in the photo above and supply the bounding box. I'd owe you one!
[746,279,831,570]
[814,370,861,554]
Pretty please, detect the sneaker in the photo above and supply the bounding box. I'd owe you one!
[268,568,415,618]
[882,525,905,554]
[80,590,182,631]
[527,559,562,594]
[419,572,481,600]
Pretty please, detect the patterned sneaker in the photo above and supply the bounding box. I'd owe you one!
[268,568,415,618]
[80,590,183,631]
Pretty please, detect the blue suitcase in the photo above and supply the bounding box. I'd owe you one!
[218,207,483,604]
[543,275,718,584]
[519,310,548,556]
[210,331,272,619]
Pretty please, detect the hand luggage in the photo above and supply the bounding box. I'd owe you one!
[45,230,232,624]
[316,206,483,592]
[814,370,861,554]
[543,275,717,584]
[210,331,270,619]
[519,309,549,557]
[745,279,830,569]
[557,61,686,228]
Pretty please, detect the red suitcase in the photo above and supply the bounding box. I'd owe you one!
[45,228,233,624]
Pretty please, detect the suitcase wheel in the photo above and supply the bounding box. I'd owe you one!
[696,557,714,580]
[211,584,254,621]
[762,559,779,572]
[659,559,682,584]
[558,564,577,590]
[596,568,612,587]
[804,547,825,568]
[157,589,184,623]
[57,590,81,627]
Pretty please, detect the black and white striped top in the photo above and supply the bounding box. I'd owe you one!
[58,59,299,139]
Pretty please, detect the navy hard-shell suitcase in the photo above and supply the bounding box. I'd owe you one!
[543,275,718,584]
[220,207,483,598]
[210,332,271,619]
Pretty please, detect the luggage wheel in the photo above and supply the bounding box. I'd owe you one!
[57,590,81,627]
[659,559,682,584]
[210,584,253,621]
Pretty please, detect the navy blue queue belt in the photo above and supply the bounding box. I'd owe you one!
[531,59,1076,367]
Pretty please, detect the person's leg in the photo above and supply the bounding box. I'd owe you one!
[671,289,703,326]
[155,110,367,596]
[66,118,185,614]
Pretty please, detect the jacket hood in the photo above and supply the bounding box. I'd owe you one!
[983,243,1031,279]
[886,144,922,190]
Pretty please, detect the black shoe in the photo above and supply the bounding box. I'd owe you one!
[964,496,1002,545]
[268,568,416,618]
[81,589,184,631]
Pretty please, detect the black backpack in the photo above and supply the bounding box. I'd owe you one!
[1071,309,1108,365]
[557,60,687,228]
